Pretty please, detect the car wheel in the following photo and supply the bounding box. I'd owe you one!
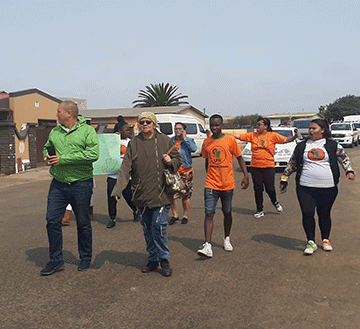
[356,138,359,147]
[350,139,354,148]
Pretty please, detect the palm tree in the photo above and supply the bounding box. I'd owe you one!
[133,83,189,107]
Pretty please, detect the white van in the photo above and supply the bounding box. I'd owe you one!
[156,114,207,156]
[291,118,313,138]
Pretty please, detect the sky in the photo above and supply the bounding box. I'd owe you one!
[2,0,360,117]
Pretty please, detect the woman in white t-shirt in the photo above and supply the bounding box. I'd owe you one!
[280,119,355,255]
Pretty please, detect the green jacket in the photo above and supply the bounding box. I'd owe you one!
[43,116,99,183]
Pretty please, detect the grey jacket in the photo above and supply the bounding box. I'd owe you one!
[111,130,182,208]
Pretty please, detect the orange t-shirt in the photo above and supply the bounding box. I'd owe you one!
[120,139,127,156]
[202,134,242,191]
[240,132,286,168]
[175,140,193,174]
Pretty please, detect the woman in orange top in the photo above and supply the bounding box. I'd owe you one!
[169,122,197,225]
[234,117,299,218]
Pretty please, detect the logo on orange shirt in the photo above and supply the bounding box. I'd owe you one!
[308,148,325,161]
[209,146,226,164]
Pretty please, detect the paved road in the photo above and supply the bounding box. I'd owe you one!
[1,148,360,329]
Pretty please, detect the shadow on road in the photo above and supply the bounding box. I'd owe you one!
[232,207,256,215]
[168,236,221,252]
[251,234,305,251]
[26,248,78,267]
[92,251,147,269]
[26,248,147,270]
[92,214,135,226]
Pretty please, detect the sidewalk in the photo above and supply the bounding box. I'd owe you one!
[0,165,51,189]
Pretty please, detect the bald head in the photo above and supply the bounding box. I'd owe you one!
[57,101,79,128]
[60,101,79,118]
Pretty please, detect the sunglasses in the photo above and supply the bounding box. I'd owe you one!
[139,120,152,125]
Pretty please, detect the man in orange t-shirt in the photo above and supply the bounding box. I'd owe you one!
[197,114,249,258]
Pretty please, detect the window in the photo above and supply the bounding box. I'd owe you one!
[293,120,311,129]
[331,124,350,130]
[159,123,173,135]
[0,109,13,121]
[273,129,293,137]
[198,124,205,133]
[186,123,197,135]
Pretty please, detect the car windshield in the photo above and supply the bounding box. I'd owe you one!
[273,129,293,138]
[293,120,311,129]
[353,123,360,129]
[331,124,351,130]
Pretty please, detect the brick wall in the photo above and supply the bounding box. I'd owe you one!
[0,122,16,175]
[28,123,37,168]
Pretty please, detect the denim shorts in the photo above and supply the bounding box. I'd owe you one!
[204,188,234,214]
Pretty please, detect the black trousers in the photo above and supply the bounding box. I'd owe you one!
[107,177,136,220]
[296,185,338,241]
[250,167,277,212]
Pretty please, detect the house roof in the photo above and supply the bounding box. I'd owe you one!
[80,105,208,119]
[264,112,319,119]
[9,88,62,103]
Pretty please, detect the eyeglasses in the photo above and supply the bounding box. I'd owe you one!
[139,120,152,125]
[175,127,183,130]
[256,123,263,126]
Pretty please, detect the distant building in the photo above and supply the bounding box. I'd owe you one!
[264,112,321,127]
[58,97,87,111]
[0,88,62,173]
[81,105,208,133]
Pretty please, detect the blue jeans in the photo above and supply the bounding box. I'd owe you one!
[46,178,93,262]
[138,205,171,262]
[204,188,234,214]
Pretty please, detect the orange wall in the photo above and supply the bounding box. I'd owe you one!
[10,94,59,161]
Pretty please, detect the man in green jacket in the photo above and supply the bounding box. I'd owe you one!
[40,101,99,276]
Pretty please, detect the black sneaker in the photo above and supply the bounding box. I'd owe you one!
[141,261,159,273]
[78,259,91,271]
[181,217,188,224]
[106,219,116,228]
[169,217,179,225]
[40,261,65,276]
[160,259,172,277]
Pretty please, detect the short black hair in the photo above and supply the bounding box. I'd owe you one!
[175,122,187,130]
[210,114,223,123]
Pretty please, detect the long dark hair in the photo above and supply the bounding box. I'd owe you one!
[257,116,272,132]
[311,118,331,138]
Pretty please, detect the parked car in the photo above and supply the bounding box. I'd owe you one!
[291,118,313,138]
[352,122,360,141]
[242,127,299,168]
[156,114,207,156]
[330,122,359,148]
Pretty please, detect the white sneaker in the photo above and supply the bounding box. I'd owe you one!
[223,237,233,251]
[254,211,264,218]
[322,239,333,251]
[197,242,213,258]
[304,240,317,255]
[274,202,283,212]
